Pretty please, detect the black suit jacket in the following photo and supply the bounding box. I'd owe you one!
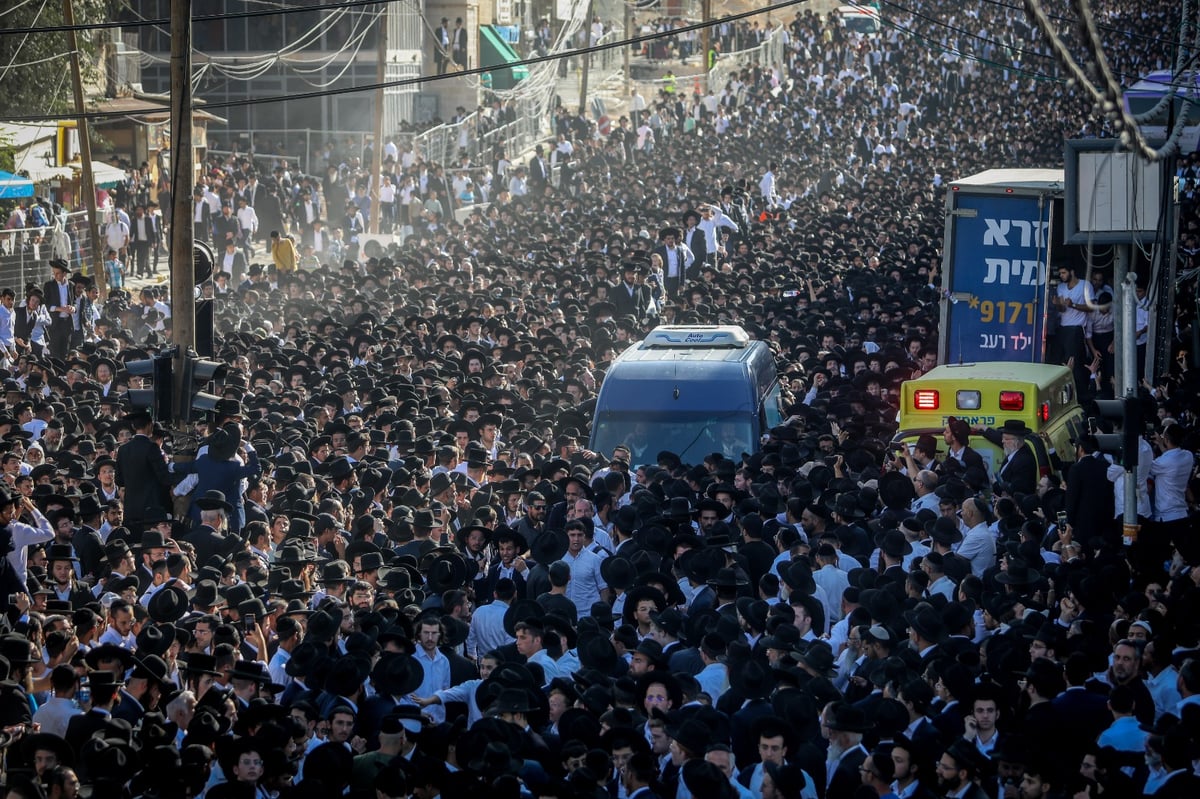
[42,278,73,321]
[611,281,650,319]
[481,561,528,603]
[115,434,172,527]
[827,745,867,799]
[129,214,160,245]
[112,689,146,725]
[994,444,1038,496]
[184,524,234,566]
[213,213,240,245]
[729,698,774,766]
[74,526,105,580]
[1065,452,1114,532]
[683,226,708,264]
[193,202,211,232]
[65,709,122,756]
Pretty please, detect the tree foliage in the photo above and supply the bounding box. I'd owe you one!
[0,0,112,120]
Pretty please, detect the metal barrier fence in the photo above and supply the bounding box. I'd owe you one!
[0,211,96,293]
[412,92,551,166]
[708,23,787,95]
[626,22,786,101]
[207,129,376,176]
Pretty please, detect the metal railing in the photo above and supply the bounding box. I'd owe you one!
[0,211,96,293]
[707,23,787,96]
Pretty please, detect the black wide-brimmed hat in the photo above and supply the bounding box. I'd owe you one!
[530,529,568,565]
[147,584,189,623]
[502,598,545,637]
[371,652,424,696]
[194,490,233,513]
[823,703,874,733]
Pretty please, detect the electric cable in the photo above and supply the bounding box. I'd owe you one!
[0,0,810,123]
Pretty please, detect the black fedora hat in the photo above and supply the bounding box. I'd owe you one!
[576,635,619,675]
[147,583,189,623]
[681,760,736,799]
[926,516,963,545]
[999,419,1031,436]
[731,658,773,700]
[135,624,176,657]
[874,528,913,559]
[530,529,568,565]
[665,718,710,756]
[502,598,545,637]
[903,605,946,643]
[600,556,635,592]
[489,687,535,715]
[0,634,35,666]
[995,559,1042,587]
[492,525,528,553]
[84,642,135,670]
[824,703,873,733]
[179,652,221,677]
[371,652,424,696]
[194,490,233,513]
[707,567,748,591]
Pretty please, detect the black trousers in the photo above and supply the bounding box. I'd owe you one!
[132,241,151,276]
[47,320,72,360]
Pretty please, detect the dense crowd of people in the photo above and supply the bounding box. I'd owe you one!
[1,1,1200,799]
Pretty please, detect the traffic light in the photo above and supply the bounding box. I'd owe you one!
[1094,397,1142,468]
[179,349,228,423]
[195,243,215,357]
[124,352,173,421]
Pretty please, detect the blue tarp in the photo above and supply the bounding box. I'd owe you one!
[0,170,34,199]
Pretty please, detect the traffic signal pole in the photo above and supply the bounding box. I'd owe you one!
[1119,260,1139,544]
[170,0,196,428]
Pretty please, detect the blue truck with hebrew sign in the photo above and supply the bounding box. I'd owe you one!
[938,169,1062,365]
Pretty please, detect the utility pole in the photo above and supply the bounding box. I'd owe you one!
[578,0,594,112]
[169,0,195,426]
[62,0,100,279]
[623,3,631,96]
[701,0,712,88]
[1119,265,1139,545]
[368,6,386,235]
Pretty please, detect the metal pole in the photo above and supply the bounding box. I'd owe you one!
[169,0,195,426]
[1121,267,1139,541]
[579,0,594,112]
[623,4,631,96]
[1157,177,1181,382]
[369,8,386,235]
[701,0,712,83]
[1112,244,1127,394]
[63,0,101,279]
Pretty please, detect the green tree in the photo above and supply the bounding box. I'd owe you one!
[0,0,111,120]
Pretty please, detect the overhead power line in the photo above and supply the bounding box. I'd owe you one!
[0,0,390,35]
[0,0,810,123]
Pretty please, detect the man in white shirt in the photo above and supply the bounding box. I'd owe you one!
[105,218,129,261]
[760,162,779,207]
[955,497,996,578]
[1150,425,1196,564]
[236,196,258,258]
[0,288,17,360]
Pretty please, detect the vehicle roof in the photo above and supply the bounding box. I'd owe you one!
[950,168,1065,191]
[914,362,1073,384]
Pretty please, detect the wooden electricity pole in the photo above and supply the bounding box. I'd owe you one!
[623,3,631,96]
[169,0,195,423]
[368,7,386,235]
[578,0,594,112]
[62,0,101,278]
